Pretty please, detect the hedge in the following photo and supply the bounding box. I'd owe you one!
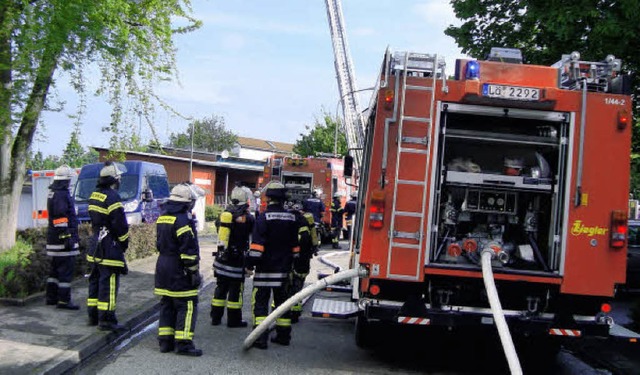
[0,223,158,299]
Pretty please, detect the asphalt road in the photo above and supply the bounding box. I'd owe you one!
[73,248,621,375]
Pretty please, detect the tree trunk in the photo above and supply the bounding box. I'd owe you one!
[0,19,61,251]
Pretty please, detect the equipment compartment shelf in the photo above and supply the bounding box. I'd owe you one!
[446,171,553,192]
[445,128,559,147]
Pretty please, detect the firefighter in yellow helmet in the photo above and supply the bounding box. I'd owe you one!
[86,161,129,331]
[154,183,203,356]
[247,181,299,349]
[210,186,255,327]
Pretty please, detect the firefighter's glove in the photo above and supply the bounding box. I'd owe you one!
[121,262,129,276]
[120,238,129,253]
[189,272,202,288]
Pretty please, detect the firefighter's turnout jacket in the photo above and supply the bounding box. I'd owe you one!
[247,204,300,286]
[293,211,314,274]
[214,204,255,281]
[330,197,344,229]
[302,196,325,223]
[154,201,201,297]
[45,179,80,306]
[87,187,129,270]
[46,180,80,256]
[344,197,357,227]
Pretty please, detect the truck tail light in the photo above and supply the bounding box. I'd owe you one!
[384,89,394,110]
[369,189,385,229]
[618,109,629,130]
[610,210,627,249]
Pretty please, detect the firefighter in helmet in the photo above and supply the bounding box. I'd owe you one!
[330,193,344,249]
[289,203,315,323]
[211,186,255,327]
[45,165,80,310]
[302,190,325,224]
[343,191,358,240]
[86,161,129,331]
[155,183,204,356]
[247,181,299,349]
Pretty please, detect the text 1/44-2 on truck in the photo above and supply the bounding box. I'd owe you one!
[341,48,636,359]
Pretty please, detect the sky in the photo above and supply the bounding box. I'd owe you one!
[35,0,466,157]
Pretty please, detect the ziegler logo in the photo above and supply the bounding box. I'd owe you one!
[570,220,608,237]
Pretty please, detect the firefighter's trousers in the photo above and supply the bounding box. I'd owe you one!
[330,226,341,247]
[289,271,308,321]
[211,278,244,324]
[158,296,199,347]
[87,264,120,324]
[252,285,291,343]
[46,255,76,305]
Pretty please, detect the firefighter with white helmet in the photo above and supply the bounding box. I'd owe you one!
[210,186,255,327]
[154,182,203,356]
[86,161,129,331]
[45,165,80,310]
[330,192,344,249]
[247,181,299,349]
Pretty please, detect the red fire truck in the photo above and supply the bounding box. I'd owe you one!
[342,48,635,355]
[261,155,347,240]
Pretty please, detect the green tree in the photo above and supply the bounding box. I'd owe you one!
[60,130,98,168]
[167,115,237,153]
[293,111,347,157]
[27,151,60,171]
[445,0,640,193]
[0,0,200,251]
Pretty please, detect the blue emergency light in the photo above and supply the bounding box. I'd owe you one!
[465,60,480,80]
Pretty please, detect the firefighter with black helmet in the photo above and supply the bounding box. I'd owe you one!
[86,161,129,331]
[210,186,255,327]
[289,204,315,323]
[155,183,204,356]
[302,190,325,224]
[45,165,80,310]
[247,181,299,349]
[330,193,344,249]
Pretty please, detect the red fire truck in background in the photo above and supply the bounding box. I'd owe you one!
[333,48,635,357]
[261,155,347,241]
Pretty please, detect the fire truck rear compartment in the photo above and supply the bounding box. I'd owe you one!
[429,104,569,276]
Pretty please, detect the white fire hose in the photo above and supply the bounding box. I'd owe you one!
[243,266,368,350]
[481,249,523,375]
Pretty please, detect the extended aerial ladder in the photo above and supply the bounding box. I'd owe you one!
[324,0,364,172]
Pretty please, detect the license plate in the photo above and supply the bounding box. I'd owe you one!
[482,84,540,101]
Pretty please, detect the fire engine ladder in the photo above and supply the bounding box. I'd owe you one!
[387,52,443,280]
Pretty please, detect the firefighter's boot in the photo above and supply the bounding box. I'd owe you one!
[98,312,125,332]
[176,341,203,357]
[159,339,175,353]
[57,301,80,310]
[87,307,99,326]
[210,306,223,326]
[226,308,248,328]
[252,328,268,349]
[45,281,58,305]
[271,326,291,346]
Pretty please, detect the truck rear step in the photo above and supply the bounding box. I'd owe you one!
[311,295,358,318]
